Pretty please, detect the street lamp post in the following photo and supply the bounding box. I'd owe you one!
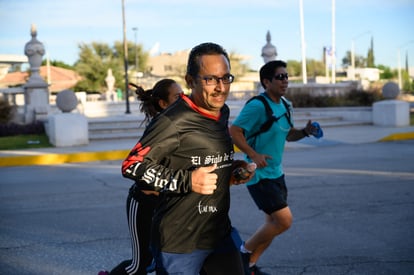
[132,27,138,72]
[299,0,307,84]
[331,0,336,84]
[398,48,402,90]
[121,0,130,114]
[351,31,371,81]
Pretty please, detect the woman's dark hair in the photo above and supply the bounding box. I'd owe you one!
[132,78,177,125]
[259,60,287,89]
[186,42,230,78]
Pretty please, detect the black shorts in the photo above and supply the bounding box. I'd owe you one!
[247,175,288,215]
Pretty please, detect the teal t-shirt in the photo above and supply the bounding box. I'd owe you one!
[232,94,293,186]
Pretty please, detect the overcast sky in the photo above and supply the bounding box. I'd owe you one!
[1,0,413,70]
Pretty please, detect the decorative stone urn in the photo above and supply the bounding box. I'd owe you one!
[23,24,49,123]
[47,90,88,147]
[24,24,47,85]
[372,81,409,127]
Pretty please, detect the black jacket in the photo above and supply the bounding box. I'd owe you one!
[122,94,234,253]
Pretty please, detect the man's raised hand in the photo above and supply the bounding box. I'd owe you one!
[191,164,218,195]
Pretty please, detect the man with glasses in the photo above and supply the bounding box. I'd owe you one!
[122,42,245,274]
[229,60,316,275]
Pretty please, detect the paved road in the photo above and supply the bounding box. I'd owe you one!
[1,141,414,275]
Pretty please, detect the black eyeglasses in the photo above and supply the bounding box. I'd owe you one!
[198,74,235,86]
[274,73,288,81]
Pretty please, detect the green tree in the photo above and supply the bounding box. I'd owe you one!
[41,60,74,69]
[286,59,325,79]
[401,70,413,93]
[286,60,301,77]
[366,37,375,67]
[306,59,325,77]
[229,52,249,78]
[113,41,148,72]
[74,41,146,93]
[342,50,366,68]
[74,42,120,92]
[377,65,395,79]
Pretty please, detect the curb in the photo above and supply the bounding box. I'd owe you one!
[379,132,414,142]
[0,150,129,167]
[1,133,413,167]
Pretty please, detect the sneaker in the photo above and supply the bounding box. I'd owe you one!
[240,251,251,275]
[249,264,270,275]
[97,271,109,275]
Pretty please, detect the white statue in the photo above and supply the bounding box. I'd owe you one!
[261,31,277,64]
[105,68,116,102]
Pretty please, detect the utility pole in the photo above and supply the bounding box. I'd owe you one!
[122,0,130,114]
[132,27,138,72]
[398,48,402,90]
[299,0,307,84]
[331,0,336,84]
[351,31,371,80]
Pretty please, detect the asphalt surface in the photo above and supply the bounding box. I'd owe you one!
[1,125,414,275]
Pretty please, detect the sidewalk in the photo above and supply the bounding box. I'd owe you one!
[1,124,414,167]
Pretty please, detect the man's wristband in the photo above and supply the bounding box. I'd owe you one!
[302,128,309,137]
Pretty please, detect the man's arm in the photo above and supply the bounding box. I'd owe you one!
[121,116,192,194]
[229,124,271,169]
[286,120,314,142]
[229,125,256,159]
[122,116,219,195]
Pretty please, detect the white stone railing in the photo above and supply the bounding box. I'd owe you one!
[0,87,25,105]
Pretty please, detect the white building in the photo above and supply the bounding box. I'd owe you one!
[346,67,380,82]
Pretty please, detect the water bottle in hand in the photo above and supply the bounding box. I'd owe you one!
[310,122,323,139]
[232,161,257,181]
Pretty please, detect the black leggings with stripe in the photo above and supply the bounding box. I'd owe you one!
[109,187,158,275]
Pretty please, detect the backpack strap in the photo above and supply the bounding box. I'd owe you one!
[264,93,292,126]
[279,96,293,128]
[245,94,293,141]
[245,94,274,140]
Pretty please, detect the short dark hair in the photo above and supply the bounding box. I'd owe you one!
[259,60,287,89]
[186,42,230,78]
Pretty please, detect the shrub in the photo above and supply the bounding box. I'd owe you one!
[0,99,47,137]
[0,98,16,123]
[345,89,383,106]
[287,89,383,107]
[0,121,46,137]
